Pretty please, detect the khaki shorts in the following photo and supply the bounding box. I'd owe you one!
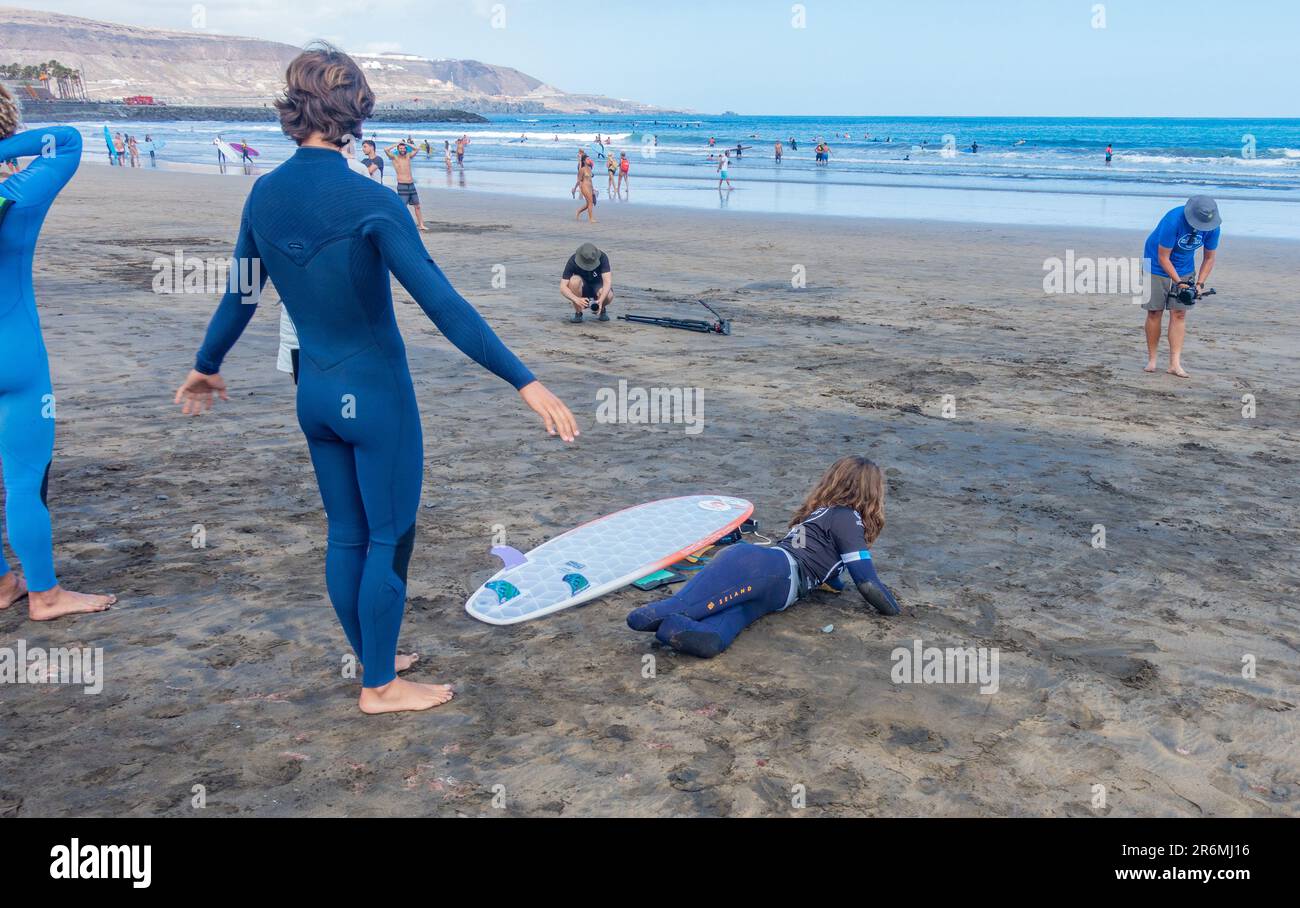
[1141,271,1195,312]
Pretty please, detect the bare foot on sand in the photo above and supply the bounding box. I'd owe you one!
[358,678,455,715]
[0,572,28,609]
[1144,359,1158,373]
[1167,366,1190,378]
[28,585,116,621]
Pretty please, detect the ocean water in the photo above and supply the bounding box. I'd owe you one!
[46,114,1300,238]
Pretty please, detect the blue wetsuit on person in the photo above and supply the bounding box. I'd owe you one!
[193,145,535,687]
[0,126,82,593]
[626,506,900,658]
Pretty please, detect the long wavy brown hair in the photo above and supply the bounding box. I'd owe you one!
[274,42,375,146]
[0,84,20,140]
[789,456,886,546]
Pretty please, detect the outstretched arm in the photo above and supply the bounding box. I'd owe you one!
[193,191,268,375]
[0,126,83,206]
[364,203,577,440]
[364,205,536,389]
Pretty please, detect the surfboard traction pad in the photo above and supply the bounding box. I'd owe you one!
[466,495,753,625]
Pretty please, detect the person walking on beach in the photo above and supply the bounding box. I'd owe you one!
[443,140,452,170]
[127,135,140,168]
[617,152,630,195]
[455,134,469,166]
[113,132,126,167]
[174,45,577,715]
[775,140,783,163]
[0,87,117,619]
[144,134,157,167]
[717,151,733,190]
[572,148,589,198]
[1141,196,1221,378]
[576,155,597,221]
[606,153,618,195]
[561,243,613,322]
[385,139,426,230]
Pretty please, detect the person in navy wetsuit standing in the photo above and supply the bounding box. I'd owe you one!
[173,46,578,715]
[0,86,117,620]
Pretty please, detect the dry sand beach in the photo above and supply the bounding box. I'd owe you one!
[2,164,1297,817]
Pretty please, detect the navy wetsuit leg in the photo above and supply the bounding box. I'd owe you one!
[303,433,368,659]
[297,354,422,689]
[656,600,774,659]
[627,543,791,633]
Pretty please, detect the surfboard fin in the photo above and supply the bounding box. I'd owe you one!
[490,545,527,570]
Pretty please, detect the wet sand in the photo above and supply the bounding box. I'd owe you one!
[2,164,1297,817]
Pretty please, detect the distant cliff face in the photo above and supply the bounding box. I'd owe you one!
[0,7,664,114]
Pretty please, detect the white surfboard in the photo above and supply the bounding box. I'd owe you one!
[466,495,754,625]
[213,138,249,164]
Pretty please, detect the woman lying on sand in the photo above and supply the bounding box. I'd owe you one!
[174,45,577,715]
[627,456,901,657]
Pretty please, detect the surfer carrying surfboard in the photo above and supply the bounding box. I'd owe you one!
[174,44,578,715]
[627,456,901,657]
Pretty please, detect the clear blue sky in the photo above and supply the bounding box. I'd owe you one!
[21,0,1300,116]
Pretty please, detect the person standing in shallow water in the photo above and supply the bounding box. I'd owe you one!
[0,85,117,620]
[173,45,578,715]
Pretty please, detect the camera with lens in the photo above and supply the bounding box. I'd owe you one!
[1171,282,1216,306]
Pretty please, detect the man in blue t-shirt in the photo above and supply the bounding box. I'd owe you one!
[1141,196,1221,378]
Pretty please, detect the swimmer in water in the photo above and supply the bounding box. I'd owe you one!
[174,46,578,714]
[0,86,118,619]
[626,456,901,657]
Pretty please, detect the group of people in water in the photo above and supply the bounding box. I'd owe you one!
[0,46,1225,715]
[107,131,158,167]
